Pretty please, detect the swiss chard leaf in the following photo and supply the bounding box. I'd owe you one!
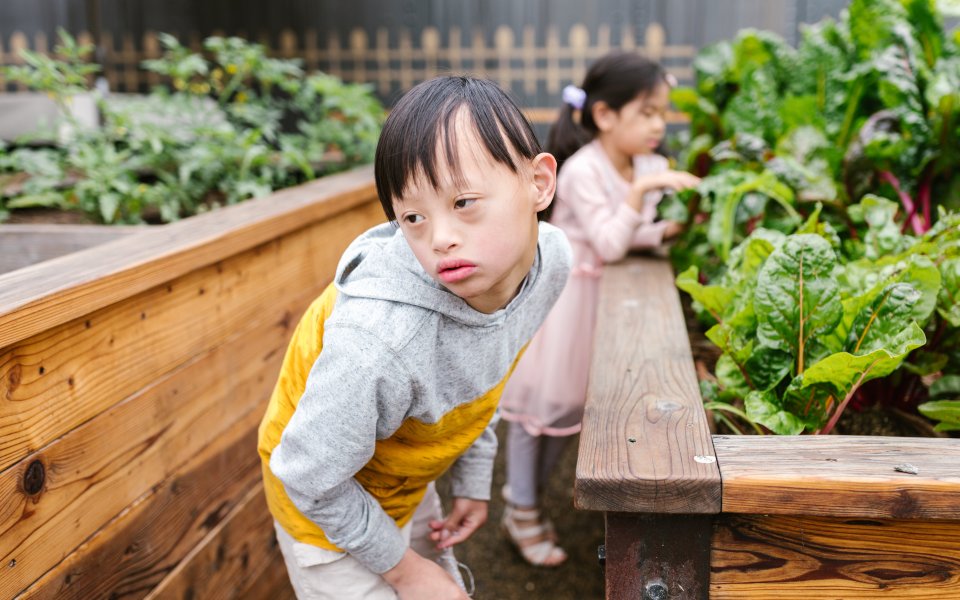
[754,234,842,372]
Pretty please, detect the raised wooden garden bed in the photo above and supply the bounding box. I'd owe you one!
[0,166,383,599]
[576,256,960,599]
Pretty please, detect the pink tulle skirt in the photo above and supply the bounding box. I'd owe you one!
[501,242,601,437]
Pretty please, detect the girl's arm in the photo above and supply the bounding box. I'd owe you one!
[559,163,652,263]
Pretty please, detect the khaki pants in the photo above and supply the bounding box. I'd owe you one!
[275,483,466,599]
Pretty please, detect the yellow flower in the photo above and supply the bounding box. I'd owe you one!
[212,68,223,80]
[225,64,238,75]
[173,77,186,90]
[138,184,148,194]
[235,91,248,103]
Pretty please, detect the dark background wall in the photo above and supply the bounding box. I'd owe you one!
[1,0,850,138]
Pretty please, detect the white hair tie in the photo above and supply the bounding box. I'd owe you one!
[562,85,586,110]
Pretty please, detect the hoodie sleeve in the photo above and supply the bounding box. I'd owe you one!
[447,408,500,500]
[269,324,413,574]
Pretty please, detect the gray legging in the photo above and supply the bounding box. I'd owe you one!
[505,421,572,507]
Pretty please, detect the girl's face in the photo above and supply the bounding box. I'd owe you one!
[393,117,556,314]
[599,81,670,157]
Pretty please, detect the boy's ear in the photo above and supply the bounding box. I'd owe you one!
[530,152,557,213]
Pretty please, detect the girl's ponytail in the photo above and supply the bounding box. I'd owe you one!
[546,101,591,175]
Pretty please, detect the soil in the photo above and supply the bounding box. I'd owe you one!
[438,423,606,600]
[3,207,95,224]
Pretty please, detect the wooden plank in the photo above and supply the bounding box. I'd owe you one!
[239,551,296,600]
[714,435,960,520]
[17,408,264,599]
[0,165,377,348]
[605,513,712,600]
[575,257,721,513]
[711,514,960,598]
[0,286,314,598]
[0,225,143,276]
[0,200,383,471]
[145,483,290,600]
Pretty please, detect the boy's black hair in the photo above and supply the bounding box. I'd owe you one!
[374,76,542,222]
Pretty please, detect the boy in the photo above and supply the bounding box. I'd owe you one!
[258,76,571,599]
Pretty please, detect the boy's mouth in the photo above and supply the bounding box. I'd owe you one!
[437,258,477,283]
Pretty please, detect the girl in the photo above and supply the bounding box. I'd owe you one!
[498,52,700,567]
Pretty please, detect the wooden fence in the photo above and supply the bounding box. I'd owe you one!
[0,23,694,127]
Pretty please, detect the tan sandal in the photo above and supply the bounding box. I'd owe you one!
[501,503,568,567]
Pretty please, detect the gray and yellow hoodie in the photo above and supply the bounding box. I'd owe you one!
[258,221,571,574]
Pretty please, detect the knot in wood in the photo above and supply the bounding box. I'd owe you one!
[23,460,45,495]
[656,399,682,412]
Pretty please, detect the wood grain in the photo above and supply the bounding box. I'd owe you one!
[714,435,960,520]
[0,200,383,471]
[0,288,312,598]
[711,514,960,598]
[576,257,720,513]
[0,224,142,275]
[145,483,290,600]
[0,165,377,348]
[17,408,264,599]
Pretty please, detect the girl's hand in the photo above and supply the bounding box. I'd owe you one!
[383,549,469,600]
[628,170,701,212]
[428,498,488,549]
[662,220,685,240]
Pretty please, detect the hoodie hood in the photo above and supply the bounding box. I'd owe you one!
[333,222,567,328]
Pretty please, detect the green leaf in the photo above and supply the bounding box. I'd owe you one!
[5,192,64,209]
[755,234,842,371]
[930,375,960,398]
[706,170,798,261]
[798,321,926,399]
[745,390,806,434]
[902,351,948,376]
[860,194,906,260]
[843,283,924,354]
[938,257,960,326]
[676,267,735,320]
[98,192,120,223]
[918,400,960,426]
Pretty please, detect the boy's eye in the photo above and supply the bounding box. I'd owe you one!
[403,213,424,224]
[454,198,477,209]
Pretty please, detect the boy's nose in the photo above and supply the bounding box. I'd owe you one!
[431,220,461,253]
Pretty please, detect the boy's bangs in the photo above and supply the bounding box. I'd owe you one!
[375,77,541,221]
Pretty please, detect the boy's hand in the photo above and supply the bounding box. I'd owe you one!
[628,170,701,212]
[428,498,488,549]
[383,549,469,600]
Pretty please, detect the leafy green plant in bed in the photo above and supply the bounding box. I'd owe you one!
[667,0,959,272]
[1,30,385,224]
[678,200,959,434]
[667,0,960,434]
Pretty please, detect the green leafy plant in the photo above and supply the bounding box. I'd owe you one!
[668,0,960,435]
[667,0,960,268]
[1,32,385,224]
[679,202,959,434]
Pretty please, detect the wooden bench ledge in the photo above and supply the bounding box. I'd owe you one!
[715,435,960,520]
[575,256,721,514]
